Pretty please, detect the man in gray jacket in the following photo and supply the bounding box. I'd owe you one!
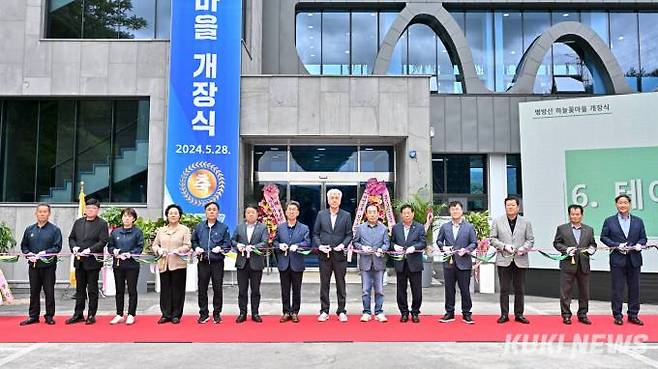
[353,204,390,323]
[490,196,535,324]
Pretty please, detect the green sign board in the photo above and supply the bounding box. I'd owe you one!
[565,146,658,238]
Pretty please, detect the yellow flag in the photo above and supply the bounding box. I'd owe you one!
[69,183,86,287]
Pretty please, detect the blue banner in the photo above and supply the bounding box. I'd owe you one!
[165,0,241,230]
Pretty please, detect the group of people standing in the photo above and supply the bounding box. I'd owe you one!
[18,190,648,327]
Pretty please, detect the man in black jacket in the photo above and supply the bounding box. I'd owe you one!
[313,188,353,322]
[20,203,63,326]
[66,198,109,325]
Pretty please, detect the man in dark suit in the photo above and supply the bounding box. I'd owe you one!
[66,198,109,325]
[273,200,311,323]
[553,204,597,325]
[436,201,477,324]
[232,204,269,323]
[601,194,647,326]
[390,204,426,323]
[192,201,232,324]
[313,188,353,322]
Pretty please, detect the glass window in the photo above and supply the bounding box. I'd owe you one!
[110,100,149,202]
[408,24,438,91]
[0,102,39,202]
[495,11,523,91]
[432,154,487,211]
[36,101,76,203]
[47,0,83,38]
[610,12,640,91]
[254,146,288,172]
[379,12,398,46]
[639,13,658,92]
[47,0,164,39]
[506,154,522,196]
[523,11,552,94]
[451,12,465,32]
[387,30,408,75]
[296,12,321,75]
[581,12,609,45]
[290,146,357,172]
[75,101,113,201]
[351,12,378,75]
[359,146,394,172]
[322,12,350,75]
[465,12,495,91]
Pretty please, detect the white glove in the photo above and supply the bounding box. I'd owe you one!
[157,248,168,257]
[81,248,91,255]
[618,242,627,250]
[375,248,383,257]
[504,245,515,253]
[211,246,222,253]
[457,248,468,257]
[245,245,254,253]
[27,253,37,263]
[587,246,596,255]
[279,243,288,251]
[361,246,373,253]
[320,245,331,254]
[37,250,46,256]
[441,246,452,254]
[237,243,246,252]
[633,244,643,252]
[566,247,576,256]
[405,246,415,255]
[393,244,404,253]
[121,252,131,259]
[516,246,527,255]
[113,248,120,256]
[290,244,299,252]
[333,244,345,252]
[72,246,80,253]
[195,247,205,254]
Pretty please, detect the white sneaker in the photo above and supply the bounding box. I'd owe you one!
[375,313,388,322]
[360,313,371,322]
[109,315,124,325]
[126,315,135,325]
[318,312,329,322]
[339,313,348,322]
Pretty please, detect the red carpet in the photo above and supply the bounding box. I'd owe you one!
[1,315,656,343]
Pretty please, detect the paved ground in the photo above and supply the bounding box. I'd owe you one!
[1,270,657,368]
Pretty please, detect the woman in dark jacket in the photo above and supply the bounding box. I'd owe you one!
[107,208,144,325]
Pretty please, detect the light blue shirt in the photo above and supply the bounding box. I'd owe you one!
[571,224,582,244]
[617,213,630,238]
[354,222,390,250]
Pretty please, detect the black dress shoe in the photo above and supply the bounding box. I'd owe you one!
[236,314,247,323]
[439,313,455,323]
[213,315,222,324]
[45,317,55,325]
[85,316,96,325]
[515,315,530,324]
[20,317,39,326]
[252,315,263,323]
[563,317,572,325]
[198,315,210,324]
[628,317,644,326]
[65,315,84,325]
[411,314,420,323]
[497,315,509,324]
[400,314,409,323]
[578,316,592,325]
[614,317,624,325]
[171,317,180,324]
[157,317,171,324]
[462,315,474,324]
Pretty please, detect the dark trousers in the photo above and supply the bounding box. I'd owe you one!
[28,266,56,319]
[279,267,303,314]
[74,267,100,317]
[396,261,422,316]
[319,257,347,315]
[611,263,641,319]
[198,261,224,317]
[443,265,472,316]
[114,267,139,316]
[237,267,262,315]
[160,269,186,320]
[498,263,526,317]
[560,265,590,318]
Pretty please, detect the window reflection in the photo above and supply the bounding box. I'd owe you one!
[495,11,523,91]
[610,12,640,91]
[360,146,394,172]
[254,146,288,172]
[639,13,658,92]
[351,12,378,75]
[296,12,321,74]
[322,12,350,75]
[290,146,357,172]
[465,12,495,91]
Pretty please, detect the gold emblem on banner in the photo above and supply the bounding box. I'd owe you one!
[179,161,225,206]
